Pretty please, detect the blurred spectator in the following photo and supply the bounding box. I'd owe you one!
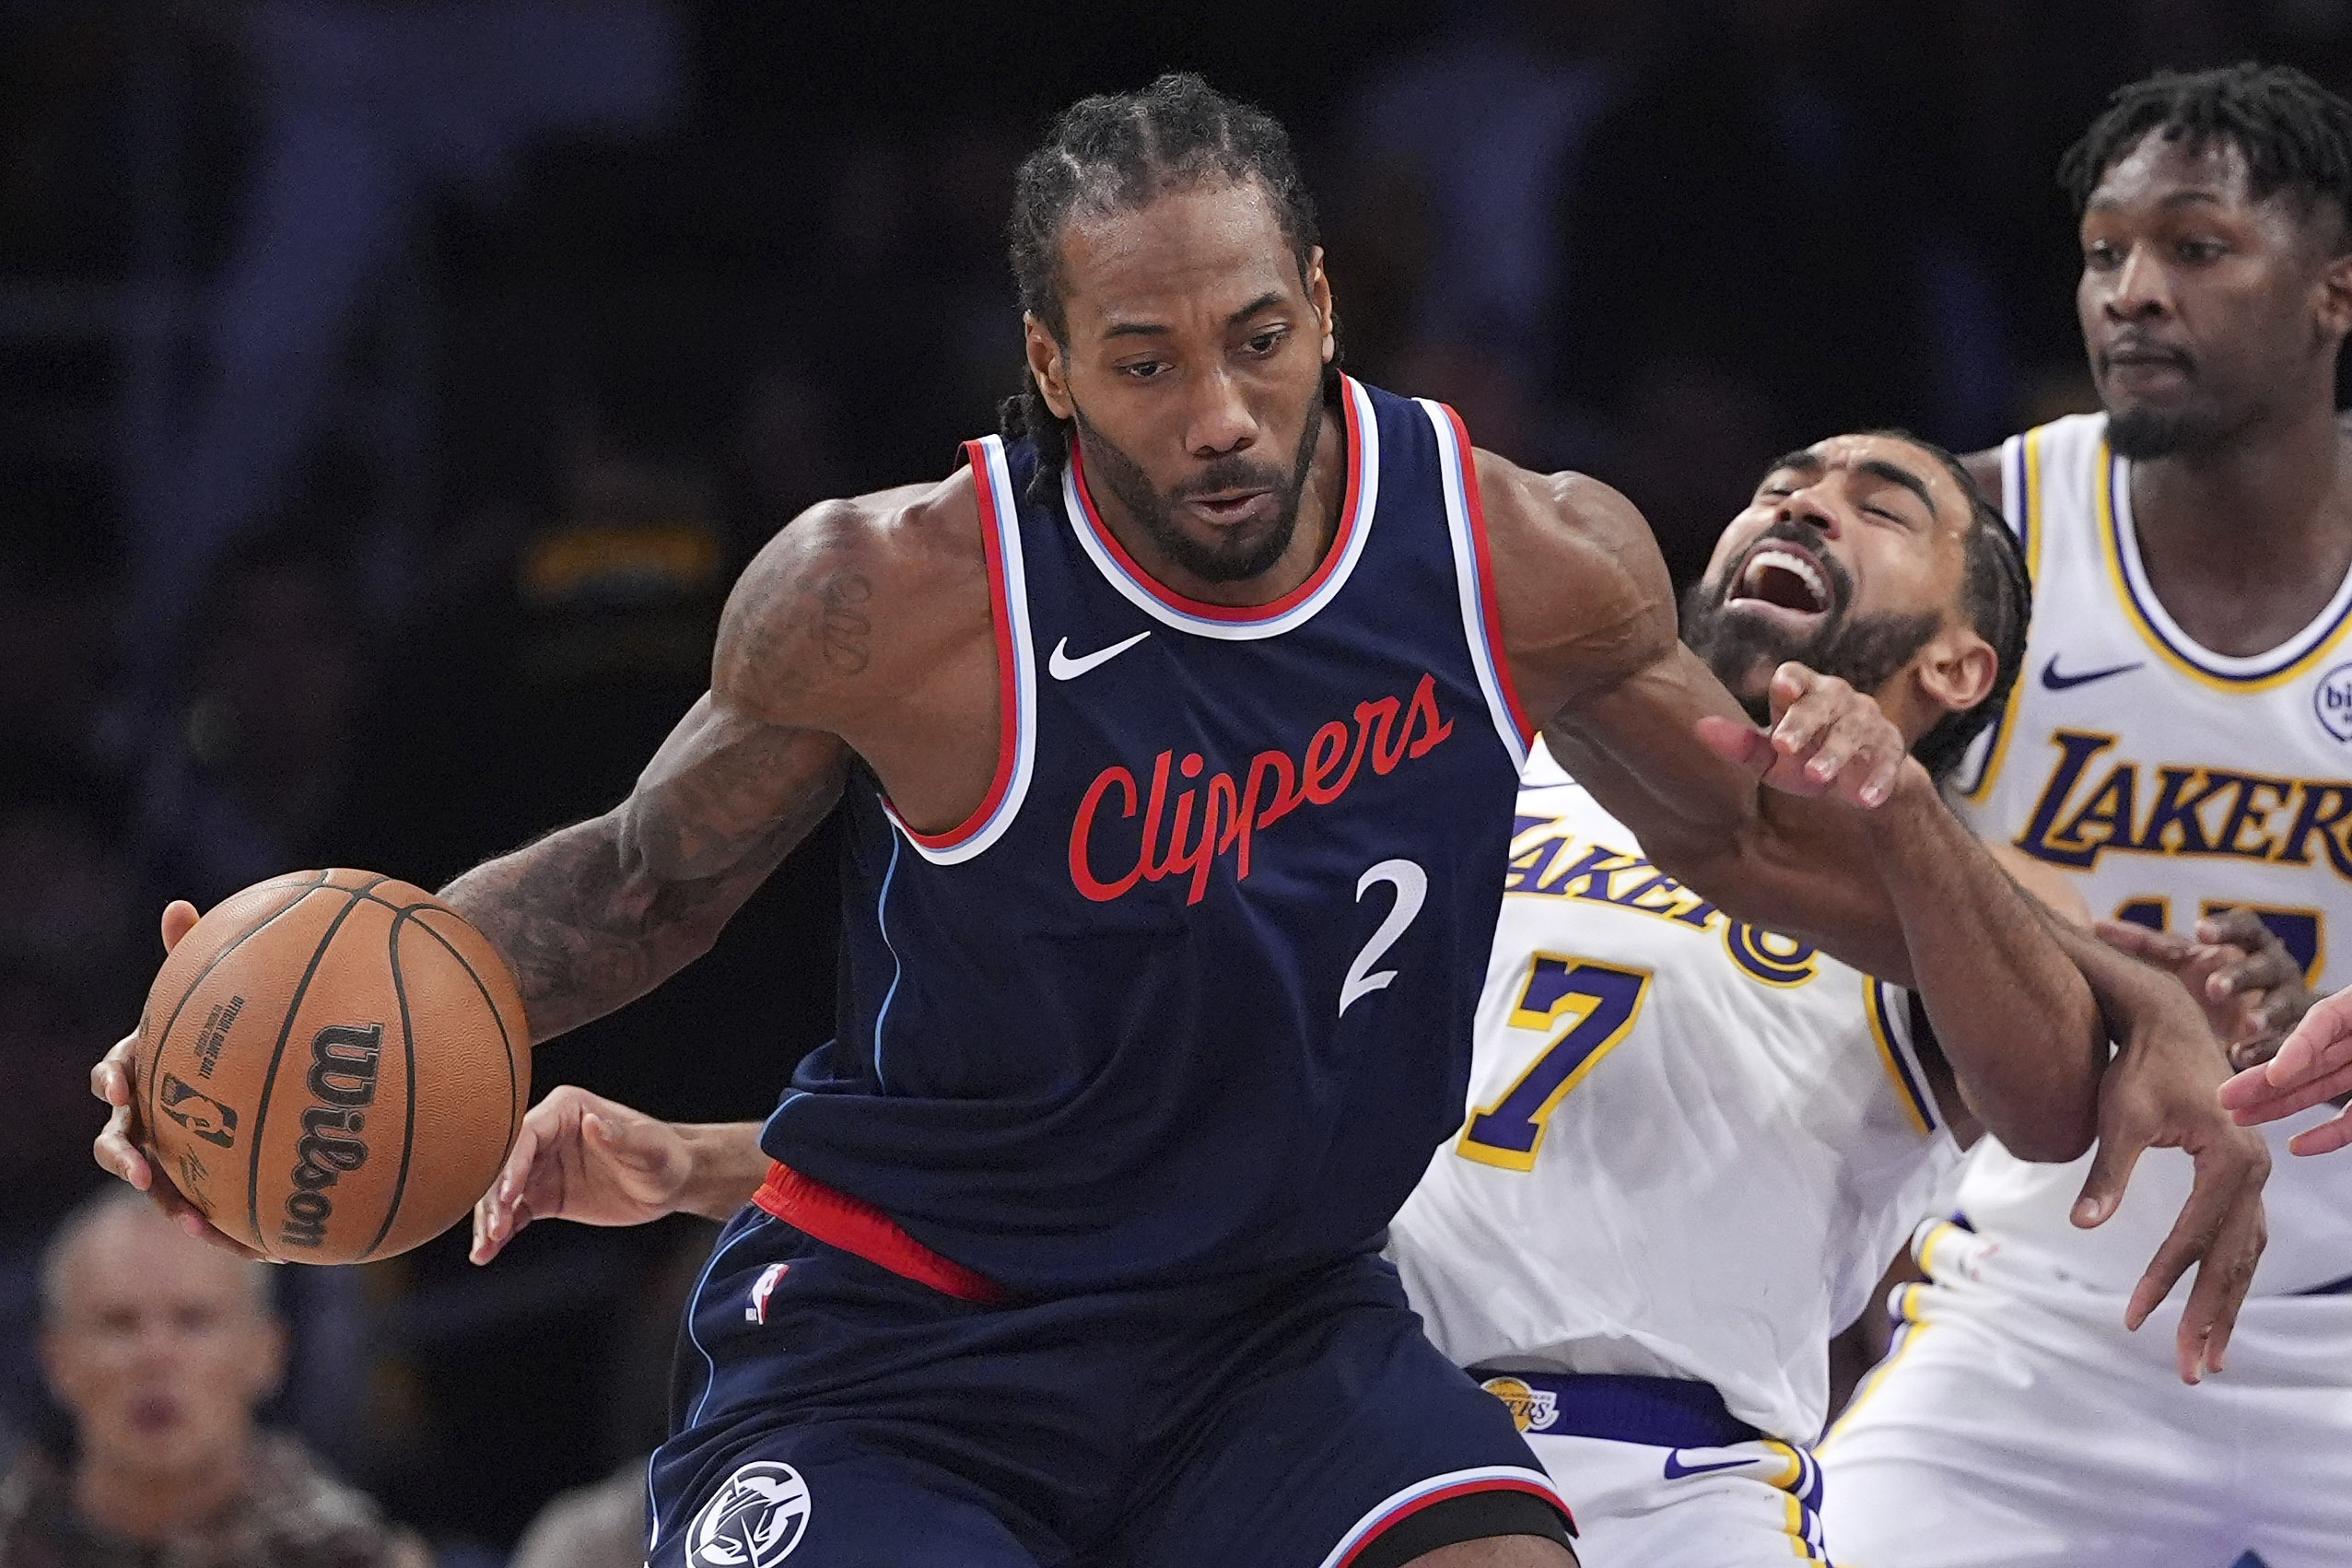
[141,540,370,907]
[0,1189,427,1568]
[119,0,684,747]
[1338,0,1640,468]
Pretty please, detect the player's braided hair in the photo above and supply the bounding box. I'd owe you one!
[1866,431,2031,786]
[2057,63,2352,242]
[1000,73,1326,505]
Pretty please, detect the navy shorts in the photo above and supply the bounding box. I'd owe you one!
[646,1197,1568,1568]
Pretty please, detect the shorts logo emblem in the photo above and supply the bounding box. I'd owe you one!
[158,1074,239,1149]
[1479,1375,1558,1433]
[2315,662,2352,742]
[745,1263,789,1325]
[689,1461,812,1566]
[1662,1450,1751,1480]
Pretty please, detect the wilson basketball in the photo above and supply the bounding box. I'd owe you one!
[134,868,531,1264]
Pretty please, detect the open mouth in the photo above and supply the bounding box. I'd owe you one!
[1726,544,1832,618]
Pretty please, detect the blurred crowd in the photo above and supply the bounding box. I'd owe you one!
[6,0,2352,1560]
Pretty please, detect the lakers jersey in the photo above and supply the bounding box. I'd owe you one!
[1953,411,2352,1296]
[1387,745,1960,1444]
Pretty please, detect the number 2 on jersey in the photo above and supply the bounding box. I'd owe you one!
[1457,955,1653,1171]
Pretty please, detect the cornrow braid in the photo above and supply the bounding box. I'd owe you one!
[2057,62,2352,243]
[999,73,1325,506]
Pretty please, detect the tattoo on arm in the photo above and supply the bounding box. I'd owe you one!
[441,720,846,1044]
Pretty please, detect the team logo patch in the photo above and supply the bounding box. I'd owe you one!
[745,1263,789,1325]
[1480,1375,1559,1433]
[2315,663,2352,743]
[689,1461,812,1566]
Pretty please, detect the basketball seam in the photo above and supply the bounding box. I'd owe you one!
[142,871,334,1174]
[404,912,525,1151]
[360,910,423,1262]
[244,877,392,1255]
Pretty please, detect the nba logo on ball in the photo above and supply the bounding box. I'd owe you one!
[690,1462,812,1566]
[2315,663,2352,742]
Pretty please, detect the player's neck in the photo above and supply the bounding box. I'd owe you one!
[75,1436,255,1544]
[1086,415,1347,608]
[2127,399,2352,657]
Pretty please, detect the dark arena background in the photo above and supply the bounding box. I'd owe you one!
[2,1,2345,1562]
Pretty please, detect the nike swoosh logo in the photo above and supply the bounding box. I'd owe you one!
[1048,631,1151,680]
[2040,655,2145,692]
[1661,1452,1754,1480]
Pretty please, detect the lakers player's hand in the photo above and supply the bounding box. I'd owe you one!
[89,900,268,1262]
[470,1085,695,1263]
[1693,661,1908,808]
[2097,909,2317,1069]
[2219,984,2352,1156]
[2072,965,2269,1382]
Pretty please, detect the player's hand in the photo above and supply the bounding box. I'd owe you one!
[89,901,267,1262]
[1693,661,1906,808]
[470,1084,694,1264]
[2072,969,2269,1383]
[2097,908,2317,1070]
[2219,983,2352,1156]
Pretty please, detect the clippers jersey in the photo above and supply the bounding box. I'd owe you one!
[1954,411,2352,1295]
[765,378,1533,1296]
[1389,746,1960,1444]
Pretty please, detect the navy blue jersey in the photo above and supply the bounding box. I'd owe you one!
[765,377,1533,1294]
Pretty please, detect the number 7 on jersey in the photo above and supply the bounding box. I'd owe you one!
[1457,955,1654,1171]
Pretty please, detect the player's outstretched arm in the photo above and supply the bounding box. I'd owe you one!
[468,1085,767,1263]
[435,497,936,1043]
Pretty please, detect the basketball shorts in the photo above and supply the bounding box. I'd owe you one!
[645,1167,1573,1568]
[1820,1217,2352,1568]
[1469,1370,1828,1566]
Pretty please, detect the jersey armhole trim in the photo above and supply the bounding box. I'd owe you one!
[1865,977,1940,1136]
[1422,399,1533,769]
[1957,427,2041,802]
[881,437,1037,863]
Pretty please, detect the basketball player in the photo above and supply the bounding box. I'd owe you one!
[1386,432,2086,1566]
[91,77,2171,1568]
[1820,64,2352,1568]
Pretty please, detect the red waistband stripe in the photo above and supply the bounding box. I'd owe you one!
[754,1161,1007,1305]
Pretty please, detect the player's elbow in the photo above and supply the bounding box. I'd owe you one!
[1976,1085,2098,1164]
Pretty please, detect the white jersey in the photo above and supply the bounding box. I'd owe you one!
[1389,745,1961,1444]
[1952,411,2352,1297]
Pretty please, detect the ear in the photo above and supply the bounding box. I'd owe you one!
[1305,246,1336,363]
[1024,312,1074,421]
[2319,245,2352,344]
[1914,625,1999,717]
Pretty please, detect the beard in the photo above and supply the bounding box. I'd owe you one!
[1071,387,1327,584]
[1680,526,1941,725]
[2105,400,2229,461]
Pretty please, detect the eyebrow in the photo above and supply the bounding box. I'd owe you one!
[1100,290,1290,342]
[1759,450,1941,521]
[1855,457,1939,520]
[1761,450,1822,482]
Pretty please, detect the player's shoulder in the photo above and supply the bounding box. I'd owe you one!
[715,467,990,725]
[1469,448,1677,702]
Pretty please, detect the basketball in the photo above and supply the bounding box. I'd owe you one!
[133,869,532,1264]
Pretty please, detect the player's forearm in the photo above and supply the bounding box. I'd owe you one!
[443,755,843,1043]
[674,1121,773,1220]
[1863,773,2102,1160]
